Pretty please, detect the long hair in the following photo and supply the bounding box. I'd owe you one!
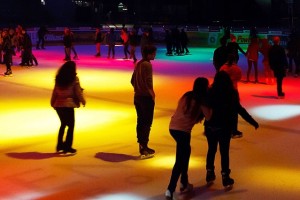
[210,71,238,107]
[55,61,77,87]
[183,77,209,120]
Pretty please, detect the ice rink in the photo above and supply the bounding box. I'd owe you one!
[0,44,299,200]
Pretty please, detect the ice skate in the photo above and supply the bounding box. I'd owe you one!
[139,144,155,159]
[4,70,13,77]
[222,172,234,189]
[180,183,193,193]
[206,169,216,186]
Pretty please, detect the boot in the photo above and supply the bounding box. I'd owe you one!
[206,169,216,184]
[221,171,234,187]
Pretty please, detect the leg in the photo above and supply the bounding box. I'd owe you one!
[167,130,191,193]
[219,133,234,187]
[55,108,68,151]
[112,45,115,58]
[254,61,258,82]
[276,76,284,97]
[64,108,75,150]
[205,127,218,171]
[95,43,101,56]
[134,96,155,151]
[247,60,252,82]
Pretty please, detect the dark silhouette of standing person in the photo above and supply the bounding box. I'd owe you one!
[106,28,116,59]
[70,29,78,60]
[180,28,190,54]
[246,37,260,83]
[213,37,228,72]
[204,71,259,188]
[165,29,173,56]
[268,36,288,98]
[227,34,246,63]
[220,54,243,138]
[259,38,274,84]
[165,77,212,200]
[120,27,130,59]
[36,25,48,49]
[128,28,138,63]
[131,45,157,159]
[63,27,72,61]
[286,32,300,77]
[95,27,103,57]
[140,29,150,57]
[2,30,13,76]
[51,61,86,154]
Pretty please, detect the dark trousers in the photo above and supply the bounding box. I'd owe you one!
[4,52,12,71]
[276,76,284,96]
[108,44,115,57]
[123,43,130,58]
[56,107,75,149]
[134,96,154,146]
[130,45,137,62]
[36,37,45,49]
[205,127,231,174]
[64,47,71,60]
[167,129,191,193]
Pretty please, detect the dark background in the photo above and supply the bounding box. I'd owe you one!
[0,0,299,30]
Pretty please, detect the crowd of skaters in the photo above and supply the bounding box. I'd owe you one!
[0,25,40,76]
[213,27,300,99]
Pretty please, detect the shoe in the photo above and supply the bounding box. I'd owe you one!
[222,172,234,187]
[206,169,216,184]
[56,144,65,153]
[232,130,243,138]
[180,183,193,193]
[146,146,155,154]
[139,144,155,156]
[63,148,77,154]
[4,70,12,76]
[95,53,101,57]
[165,190,173,200]
[278,92,285,99]
[73,56,79,60]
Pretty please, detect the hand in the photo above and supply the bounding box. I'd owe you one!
[254,122,259,130]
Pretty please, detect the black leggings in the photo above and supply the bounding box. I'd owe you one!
[55,107,75,149]
[167,129,191,193]
[205,127,231,174]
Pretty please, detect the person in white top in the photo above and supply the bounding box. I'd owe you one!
[165,77,212,200]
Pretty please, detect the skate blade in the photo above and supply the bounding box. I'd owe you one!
[224,184,233,191]
[140,154,154,159]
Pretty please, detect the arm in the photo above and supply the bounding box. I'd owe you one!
[238,103,259,129]
[50,86,57,107]
[201,105,212,121]
[74,78,86,107]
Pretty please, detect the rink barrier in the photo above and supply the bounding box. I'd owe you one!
[27,25,291,48]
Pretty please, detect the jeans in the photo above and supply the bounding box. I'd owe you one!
[167,129,191,193]
[134,96,154,146]
[205,127,231,174]
[56,107,75,149]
